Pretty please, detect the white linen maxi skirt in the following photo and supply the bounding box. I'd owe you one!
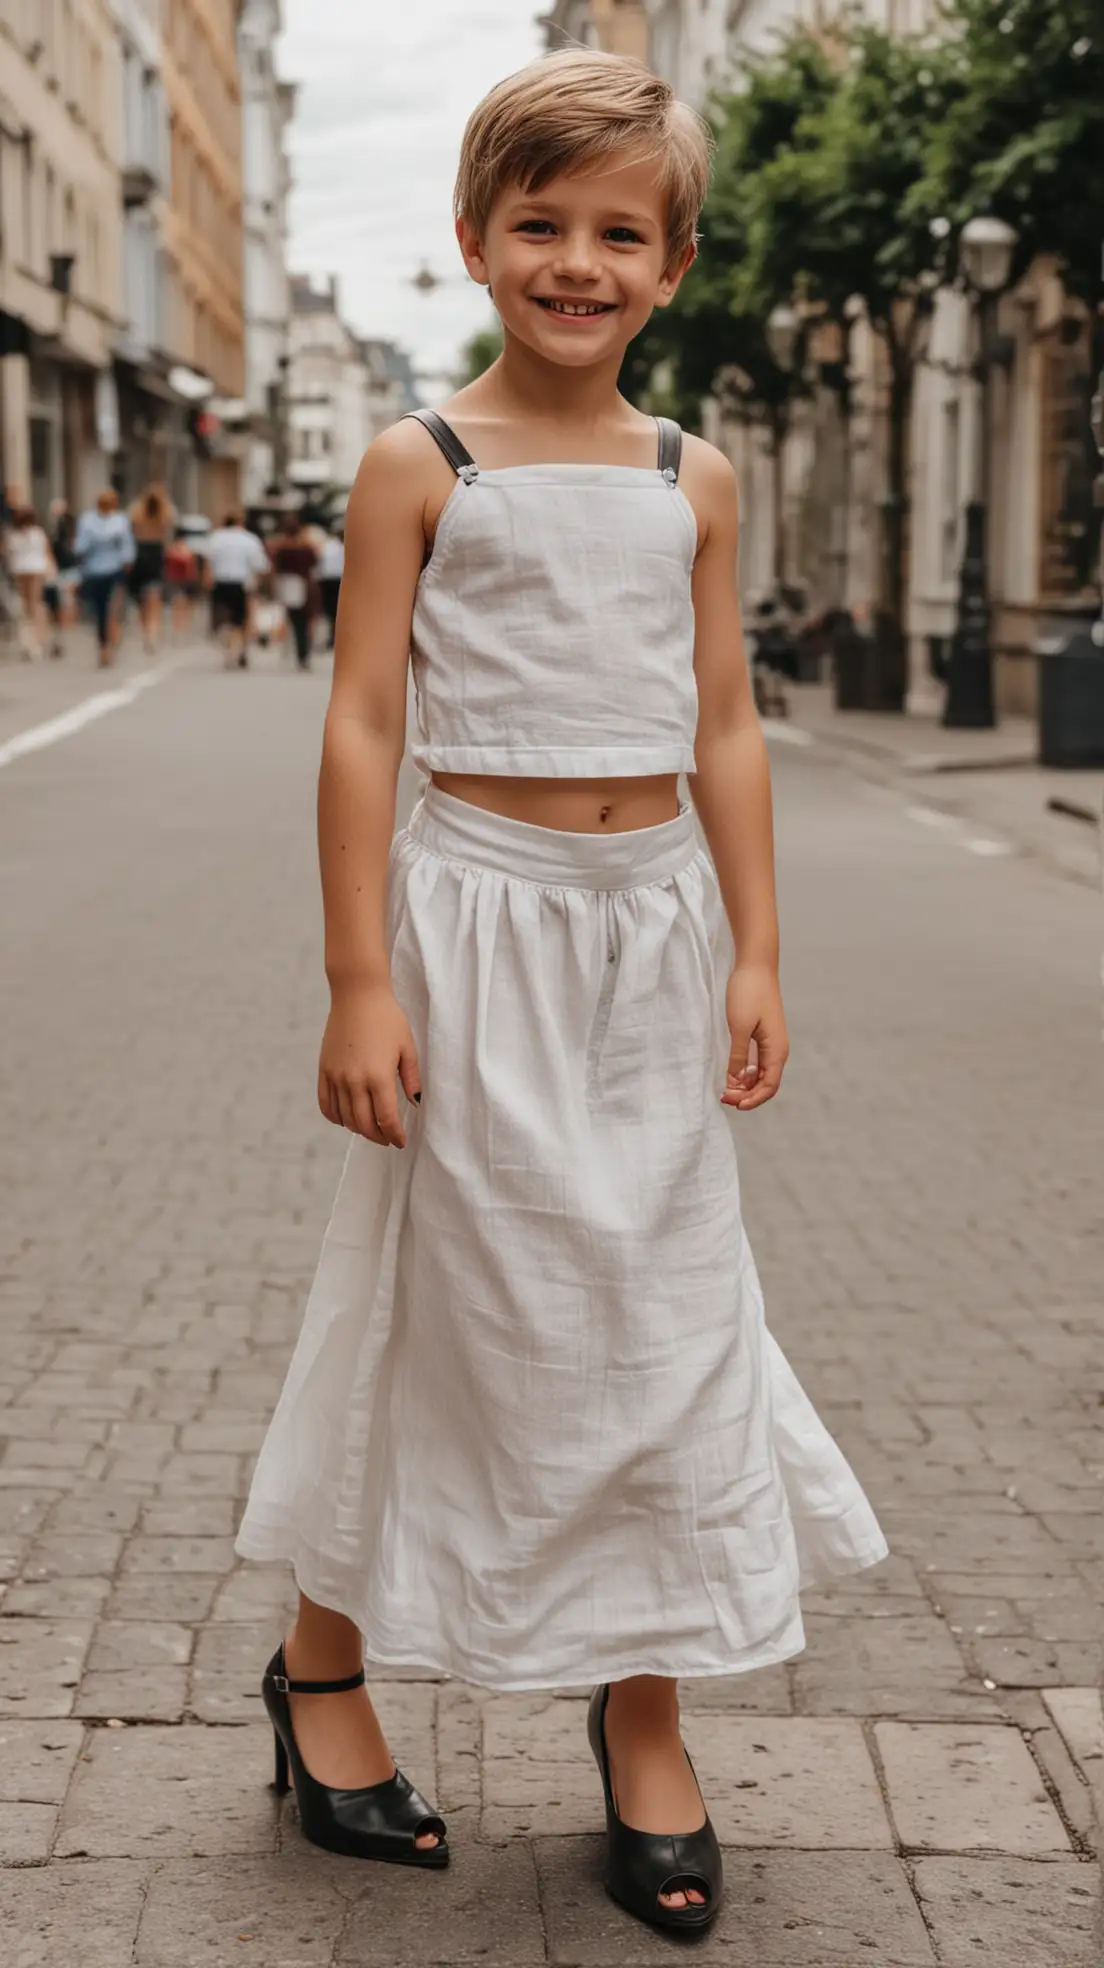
[236,786,887,1689]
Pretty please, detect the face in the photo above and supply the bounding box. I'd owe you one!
[458,149,692,370]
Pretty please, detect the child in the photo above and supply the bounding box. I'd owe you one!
[236,50,886,1934]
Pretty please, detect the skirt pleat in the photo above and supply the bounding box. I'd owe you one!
[236,787,887,1689]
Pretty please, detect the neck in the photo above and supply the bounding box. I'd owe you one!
[487,332,630,427]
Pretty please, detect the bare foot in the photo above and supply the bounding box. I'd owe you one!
[603,1678,707,1910]
[282,1626,439,1850]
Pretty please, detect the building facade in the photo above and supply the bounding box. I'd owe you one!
[0,0,125,513]
[161,0,245,513]
[542,0,649,59]
[238,0,295,503]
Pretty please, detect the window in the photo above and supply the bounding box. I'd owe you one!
[1038,326,1102,600]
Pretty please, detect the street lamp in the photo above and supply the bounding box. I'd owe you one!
[942,215,1018,728]
[764,304,799,587]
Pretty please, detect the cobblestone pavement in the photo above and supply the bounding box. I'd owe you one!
[0,645,1101,1965]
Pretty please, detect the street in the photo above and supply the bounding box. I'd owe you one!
[0,643,1100,1966]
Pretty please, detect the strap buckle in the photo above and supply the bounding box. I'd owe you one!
[272,1674,290,1693]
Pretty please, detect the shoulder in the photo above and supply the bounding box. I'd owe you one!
[352,417,441,494]
[677,433,739,550]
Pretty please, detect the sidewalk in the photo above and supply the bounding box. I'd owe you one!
[775,683,1103,890]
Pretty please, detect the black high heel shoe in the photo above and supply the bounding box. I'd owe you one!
[262,1644,448,1867]
[587,1684,722,1934]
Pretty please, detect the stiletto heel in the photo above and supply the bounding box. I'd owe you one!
[272,1728,289,1794]
[587,1684,721,1934]
[262,1644,448,1867]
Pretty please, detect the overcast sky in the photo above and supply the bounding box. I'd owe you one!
[278,3,543,394]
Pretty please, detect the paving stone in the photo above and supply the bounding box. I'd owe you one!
[210,1564,297,1624]
[972,1634,1102,1689]
[481,1698,891,1847]
[0,1857,148,1964]
[536,1840,937,1965]
[876,1722,1073,1855]
[140,1497,239,1537]
[87,1621,194,1672]
[1042,1688,1104,1778]
[0,1800,58,1865]
[135,1851,349,1965]
[105,1574,221,1622]
[0,1719,84,1803]
[793,1613,996,1719]
[911,1856,1098,1966]
[0,1619,94,1717]
[74,1666,189,1721]
[54,1723,277,1858]
[117,1536,238,1576]
[334,1832,544,1965]
[2,1577,111,1620]
[680,1665,793,1713]
[18,1533,124,1583]
[190,1622,273,1723]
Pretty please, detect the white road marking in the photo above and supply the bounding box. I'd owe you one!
[964,836,1014,857]
[905,804,959,830]
[762,720,814,746]
[0,668,170,772]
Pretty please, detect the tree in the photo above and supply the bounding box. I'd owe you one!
[456,326,503,386]
[627,35,838,577]
[738,28,963,698]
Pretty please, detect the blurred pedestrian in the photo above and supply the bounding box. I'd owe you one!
[317,526,344,648]
[270,510,319,668]
[163,532,199,635]
[74,489,135,667]
[201,510,271,668]
[4,503,52,659]
[127,482,174,655]
[44,499,80,654]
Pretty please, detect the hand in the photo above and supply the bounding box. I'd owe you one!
[723,963,789,1112]
[318,984,421,1147]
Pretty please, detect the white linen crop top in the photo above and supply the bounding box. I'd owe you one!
[405,410,699,778]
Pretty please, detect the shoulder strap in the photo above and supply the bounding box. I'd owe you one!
[654,416,682,482]
[404,408,477,476]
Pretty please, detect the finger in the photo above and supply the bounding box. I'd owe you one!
[348,1083,386,1145]
[332,1080,354,1132]
[369,1078,406,1150]
[732,1052,788,1110]
[397,1044,422,1107]
[725,1033,759,1096]
[318,1071,338,1125]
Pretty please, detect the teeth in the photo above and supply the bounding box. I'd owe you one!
[540,300,609,316]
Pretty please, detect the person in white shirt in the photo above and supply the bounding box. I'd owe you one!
[5,504,54,660]
[317,528,345,649]
[200,513,272,669]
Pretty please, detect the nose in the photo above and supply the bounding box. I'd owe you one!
[552,228,601,283]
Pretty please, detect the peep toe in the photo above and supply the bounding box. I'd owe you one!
[587,1684,722,1934]
[262,1644,448,1867]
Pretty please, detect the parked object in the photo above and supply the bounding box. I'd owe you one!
[1037,628,1104,768]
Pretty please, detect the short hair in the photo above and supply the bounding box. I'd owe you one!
[455,50,712,270]
[96,488,119,514]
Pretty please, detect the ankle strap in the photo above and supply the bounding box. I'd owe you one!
[268,1651,366,1696]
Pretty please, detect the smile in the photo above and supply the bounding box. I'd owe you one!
[533,298,616,317]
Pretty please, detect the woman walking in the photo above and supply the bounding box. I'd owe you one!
[236,51,885,1936]
[74,489,135,667]
[4,504,52,659]
[270,511,319,668]
[127,483,174,655]
[316,526,344,648]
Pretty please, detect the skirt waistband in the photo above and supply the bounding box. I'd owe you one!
[405,784,700,890]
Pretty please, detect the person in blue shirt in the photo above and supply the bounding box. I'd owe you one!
[74,489,136,667]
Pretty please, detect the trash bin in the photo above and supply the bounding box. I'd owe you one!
[1037,629,1104,768]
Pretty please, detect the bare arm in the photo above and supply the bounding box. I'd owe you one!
[316,425,430,1146]
[683,439,789,1111]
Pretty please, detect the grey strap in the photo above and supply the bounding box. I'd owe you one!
[654,416,682,482]
[405,409,477,476]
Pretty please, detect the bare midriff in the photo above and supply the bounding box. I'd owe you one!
[430,772,681,835]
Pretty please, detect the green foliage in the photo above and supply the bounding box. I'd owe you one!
[917,0,1104,307]
[457,326,503,386]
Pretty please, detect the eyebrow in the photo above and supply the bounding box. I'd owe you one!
[509,197,658,227]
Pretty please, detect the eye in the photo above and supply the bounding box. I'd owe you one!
[606,227,644,245]
[516,219,555,236]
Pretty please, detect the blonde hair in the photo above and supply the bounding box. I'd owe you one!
[455,51,712,270]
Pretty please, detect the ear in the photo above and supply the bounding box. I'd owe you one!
[456,214,490,288]
[654,240,697,311]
